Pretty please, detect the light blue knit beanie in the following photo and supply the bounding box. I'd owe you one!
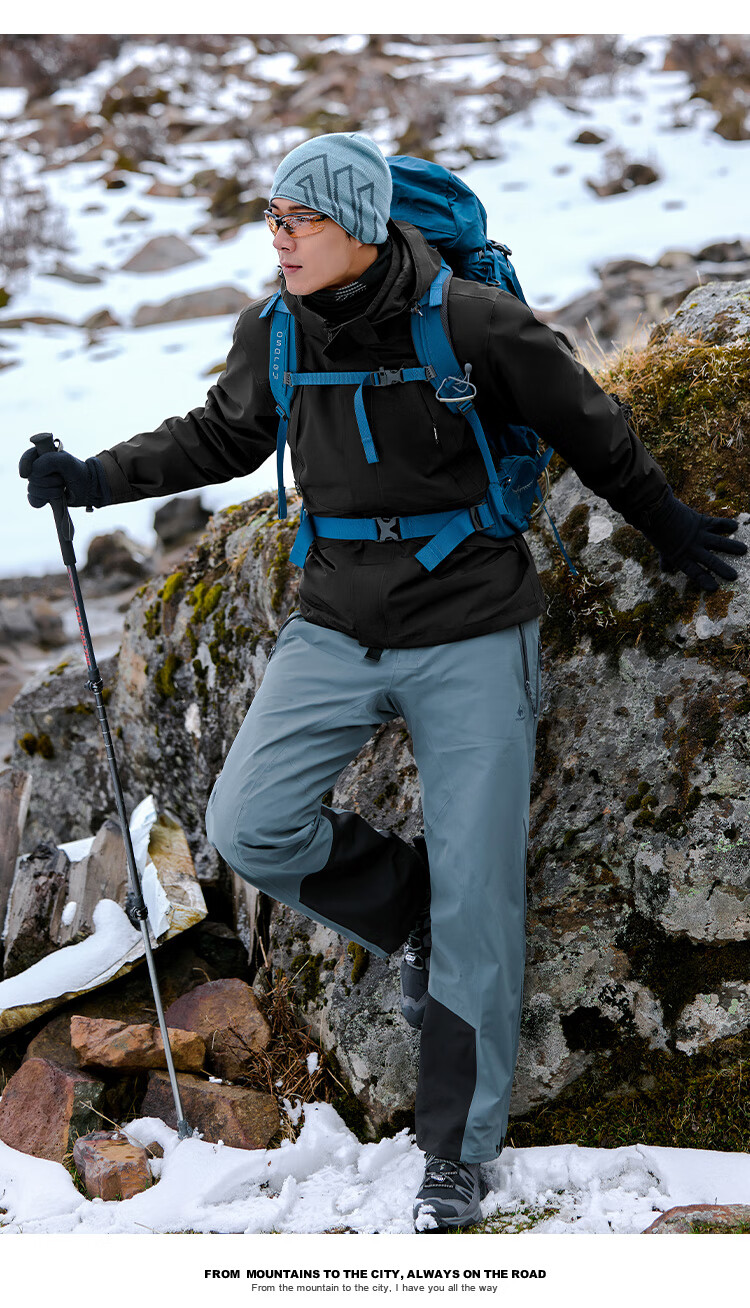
[270,132,392,245]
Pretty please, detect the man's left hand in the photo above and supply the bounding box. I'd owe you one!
[639,487,747,592]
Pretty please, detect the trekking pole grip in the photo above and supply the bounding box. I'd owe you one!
[30,432,77,567]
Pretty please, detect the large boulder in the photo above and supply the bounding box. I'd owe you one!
[8,284,750,1141]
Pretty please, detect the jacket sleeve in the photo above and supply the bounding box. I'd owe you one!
[483,291,668,527]
[97,305,278,504]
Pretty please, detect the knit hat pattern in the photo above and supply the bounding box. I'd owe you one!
[270,132,392,245]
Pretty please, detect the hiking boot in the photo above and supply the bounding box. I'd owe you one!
[413,1155,488,1232]
[400,836,431,1028]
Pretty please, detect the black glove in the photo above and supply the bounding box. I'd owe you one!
[19,447,111,510]
[638,486,747,592]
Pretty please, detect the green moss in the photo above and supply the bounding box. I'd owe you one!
[690,1220,750,1234]
[346,942,369,985]
[190,581,223,624]
[508,1029,750,1155]
[154,652,181,698]
[36,733,55,760]
[289,951,324,1005]
[539,559,699,666]
[267,528,294,614]
[17,732,38,756]
[561,502,591,557]
[160,571,185,604]
[143,601,161,641]
[597,334,750,519]
[47,660,70,677]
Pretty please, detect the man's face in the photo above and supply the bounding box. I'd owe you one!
[268,196,365,296]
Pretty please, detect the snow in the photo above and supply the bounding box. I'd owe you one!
[2,34,748,575]
[0,898,140,1010]
[0,793,165,1017]
[0,1098,747,1235]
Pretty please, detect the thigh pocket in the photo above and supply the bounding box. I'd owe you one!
[518,623,540,720]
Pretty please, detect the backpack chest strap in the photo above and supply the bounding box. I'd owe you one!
[285,365,435,466]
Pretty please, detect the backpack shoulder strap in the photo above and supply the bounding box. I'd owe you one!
[260,292,296,519]
[410,265,498,489]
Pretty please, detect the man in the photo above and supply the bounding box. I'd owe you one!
[21,131,745,1232]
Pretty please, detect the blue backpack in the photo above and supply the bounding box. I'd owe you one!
[259,155,573,574]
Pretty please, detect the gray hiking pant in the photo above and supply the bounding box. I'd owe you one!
[205,614,540,1163]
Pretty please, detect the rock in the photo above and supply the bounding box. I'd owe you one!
[49,817,127,948]
[72,1129,152,1200]
[539,246,750,354]
[153,495,211,549]
[651,278,750,346]
[80,308,121,330]
[0,595,66,648]
[657,250,696,270]
[164,977,271,1079]
[24,1010,83,1069]
[132,286,252,329]
[120,235,202,274]
[1,806,207,1036]
[573,129,607,145]
[82,529,154,593]
[44,260,102,285]
[2,841,71,978]
[11,655,121,851]
[17,103,96,154]
[0,314,74,329]
[144,181,185,198]
[0,768,31,966]
[0,1057,105,1163]
[141,1070,279,1148]
[586,161,660,198]
[696,240,750,264]
[269,905,417,1135]
[643,1203,750,1233]
[70,1014,205,1071]
[117,208,149,224]
[191,920,249,979]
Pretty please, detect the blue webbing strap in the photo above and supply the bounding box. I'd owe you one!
[308,503,493,544]
[289,506,314,568]
[285,365,436,467]
[260,294,295,519]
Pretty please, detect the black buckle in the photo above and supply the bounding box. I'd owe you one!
[375,367,405,386]
[375,516,401,542]
[469,504,486,531]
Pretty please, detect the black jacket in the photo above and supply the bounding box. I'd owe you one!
[98,221,668,648]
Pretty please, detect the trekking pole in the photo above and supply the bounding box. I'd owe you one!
[28,432,191,1141]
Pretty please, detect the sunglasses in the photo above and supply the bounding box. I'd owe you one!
[264,208,328,237]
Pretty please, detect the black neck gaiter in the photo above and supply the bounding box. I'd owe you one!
[301,239,392,323]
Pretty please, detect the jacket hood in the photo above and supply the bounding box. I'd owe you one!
[279,220,442,350]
